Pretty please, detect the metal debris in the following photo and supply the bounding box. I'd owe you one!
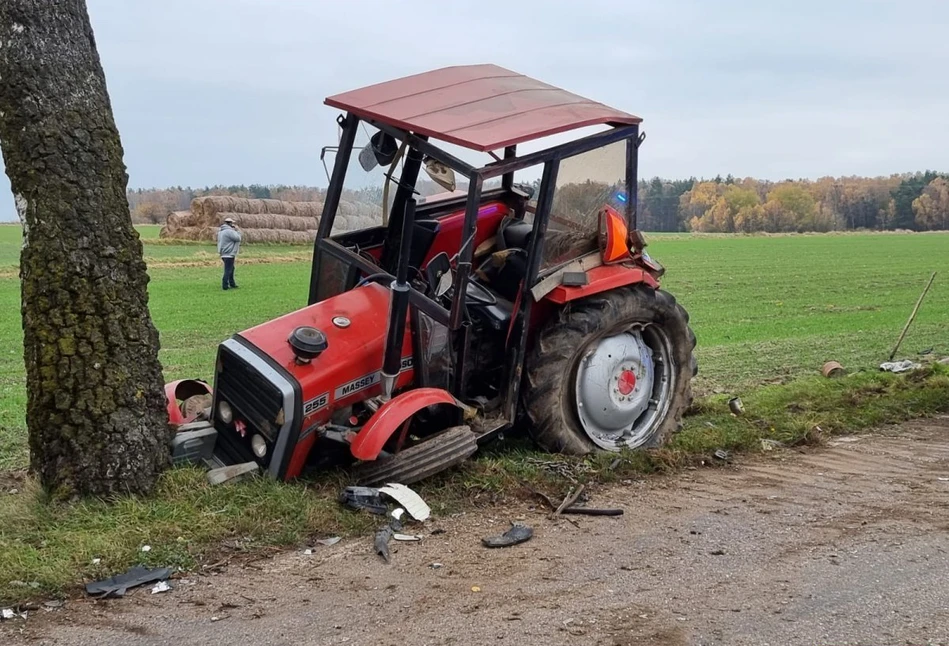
[378,484,430,521]
[727,397,744,415]
[207,461,259,485]
[374,527,394,562]
[482,523,533,548]
[713,449,732,462]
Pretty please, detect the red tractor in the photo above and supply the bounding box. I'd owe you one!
[167,64,697,485]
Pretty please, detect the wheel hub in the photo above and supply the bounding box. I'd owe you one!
[616,369,637,396]
[574,329,663,450]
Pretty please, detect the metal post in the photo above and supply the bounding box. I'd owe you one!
[503,159,560,418]
[625,128,639,230]
[501,145,516,190]
[308,113,358,305]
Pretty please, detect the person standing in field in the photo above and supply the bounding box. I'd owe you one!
[217,217,242,290]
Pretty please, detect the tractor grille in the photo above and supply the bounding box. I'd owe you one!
[214,345,284,466]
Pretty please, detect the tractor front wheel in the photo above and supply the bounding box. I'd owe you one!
[524,286,697,454]
[352,425,478,487]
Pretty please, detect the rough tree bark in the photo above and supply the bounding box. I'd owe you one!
[0,0,172,497]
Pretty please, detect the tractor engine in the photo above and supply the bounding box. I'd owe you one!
[208,282,414,480]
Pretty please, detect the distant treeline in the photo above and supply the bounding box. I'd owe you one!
[128,171,949,232]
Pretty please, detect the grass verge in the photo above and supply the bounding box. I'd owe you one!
[1,364,947,606]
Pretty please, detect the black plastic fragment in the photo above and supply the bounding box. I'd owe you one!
[482,523,533,548]
[339,486,388,515]
[84,566,171,598]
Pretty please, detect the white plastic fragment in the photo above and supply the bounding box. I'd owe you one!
[1,608,15,620]
[141,545,152,553]
[91,558,101,565]
[391,508,405,521]
[880,360,921,373]
[303,549,313,556]
[316,537,341,546]
[378,484,430,521]
[150,581,172,595]
[393,534,422,542]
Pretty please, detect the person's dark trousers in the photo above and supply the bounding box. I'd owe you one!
[222,256,237,290]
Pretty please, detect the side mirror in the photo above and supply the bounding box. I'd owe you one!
[425,252,453,297]
[423,157,456,192]
[358,131,399,172]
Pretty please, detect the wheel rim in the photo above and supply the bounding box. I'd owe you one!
[573,324,674,450]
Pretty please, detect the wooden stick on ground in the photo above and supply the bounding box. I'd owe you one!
[889,272,937,361]
[552,484,585,518]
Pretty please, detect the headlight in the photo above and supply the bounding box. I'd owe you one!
[251,434,267,458]
[217,401,233,424]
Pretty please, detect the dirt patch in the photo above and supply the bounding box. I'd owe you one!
[7,416,949,646]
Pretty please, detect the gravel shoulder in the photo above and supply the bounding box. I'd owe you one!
[6,416,949,646]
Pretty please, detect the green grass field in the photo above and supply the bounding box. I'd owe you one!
[1,224,947,469]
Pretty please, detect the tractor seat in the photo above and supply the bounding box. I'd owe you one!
[499,218,532,251]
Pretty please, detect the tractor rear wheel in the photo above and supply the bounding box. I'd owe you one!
[352,425,478,487]
[524,286,697,455]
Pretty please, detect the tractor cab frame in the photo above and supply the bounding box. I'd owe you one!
[309,65,651,440]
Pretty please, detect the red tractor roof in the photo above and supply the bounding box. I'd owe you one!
[325,64,641,152]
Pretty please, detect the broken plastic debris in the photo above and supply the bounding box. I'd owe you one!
[1,608,15,621]
[378,483,430,521]
[85,565,172,599]
[482,523,533,548]
[150,581,172,595]
[339,486,388,515]
[91,558,101,565]
[430,562,443,569]
[393,534,422,542]
[880,360,921,373]
[760,439,782,452]
[316,536,341,546]
[713,449,731,462]
[141,545,152,553]
[374,527,393,562]
[391,508,405,521]
[303,549,313,556]
[471,586,481,592]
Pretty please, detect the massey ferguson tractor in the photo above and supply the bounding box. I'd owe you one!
[166,64,697,485]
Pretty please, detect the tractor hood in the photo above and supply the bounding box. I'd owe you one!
[238,282,414,427]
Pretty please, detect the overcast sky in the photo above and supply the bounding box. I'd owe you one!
[2,0,948,221]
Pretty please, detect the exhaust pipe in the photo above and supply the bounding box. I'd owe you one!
[381,197,416,399]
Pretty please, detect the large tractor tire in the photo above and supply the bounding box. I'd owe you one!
[352,425,478,487]
[524,286,697,455]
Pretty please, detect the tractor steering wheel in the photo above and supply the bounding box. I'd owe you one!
[465,279,498,306]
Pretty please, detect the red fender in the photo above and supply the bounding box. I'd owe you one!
[544,264,659,305]
[164,379,213,425]
[350,388,461,461]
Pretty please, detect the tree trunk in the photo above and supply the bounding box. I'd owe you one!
[0,0,171,497]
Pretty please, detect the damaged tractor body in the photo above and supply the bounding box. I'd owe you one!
[167,64,697,483]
